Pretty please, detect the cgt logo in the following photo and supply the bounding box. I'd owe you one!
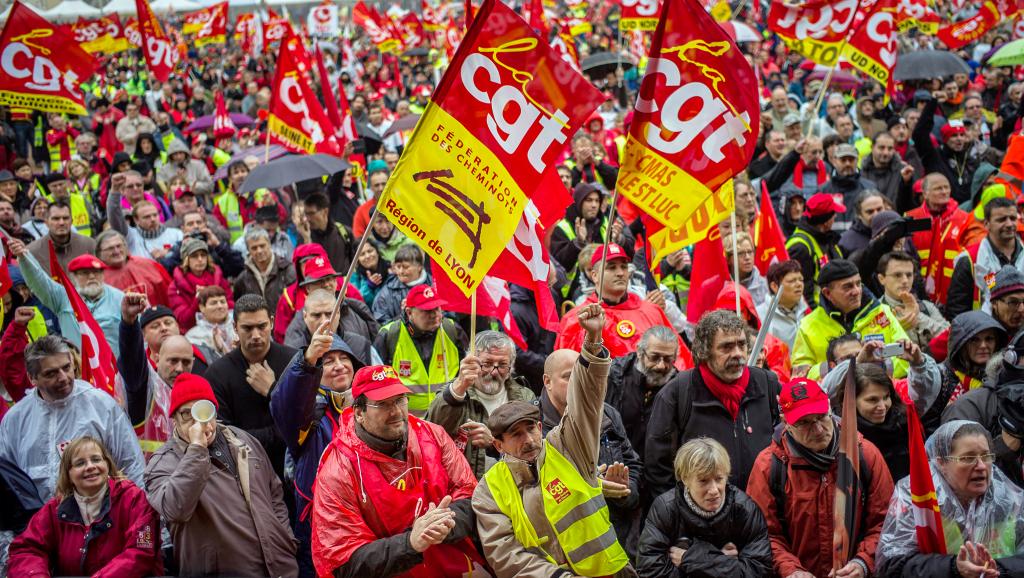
[546,478,571,504]
[2,30,82,94]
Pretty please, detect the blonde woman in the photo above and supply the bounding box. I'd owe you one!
[638,437,771,577]
[9,436,162,577]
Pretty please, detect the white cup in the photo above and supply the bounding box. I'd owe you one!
[190,399,217,424]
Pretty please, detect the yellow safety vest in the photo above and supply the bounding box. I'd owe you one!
[554,218,607,298]
[791,300,909,378]
[387,320,460,414]
[483,440,629,577]
[46,131,76,173]
[785,227,843,306]
[214,190,244,243]
[43,192,92,237]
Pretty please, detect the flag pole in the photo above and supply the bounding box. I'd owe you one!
[328,193,388,330]
[596,187,621,304]
[264,118,272,163]
[469,292,477,356]
[730,210,741,315]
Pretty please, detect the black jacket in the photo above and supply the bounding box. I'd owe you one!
[645,366,780,496]
[838,218,872,257]
[607,351,669,463]
[206,342,299,480]
[860,152,913,211]
[858,411,911,482]
[231,255,297,315]
[636,483,772,578]
[913,98,979,204]
[509,284,555,395]
[787,220,843,305]
[310,222,354,277]
[819,171,877,230]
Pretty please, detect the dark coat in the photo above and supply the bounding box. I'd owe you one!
[860,152,913,210]
[232,255,297,315]
[645,366,780,495]
[636,483,772,578]
[838,218,872,258]
[206,342,299,480]
[913,98,980,204]
[310,222,354,276]
[607,351,667,462]
[819,171,878,230]
[509,283,556,394]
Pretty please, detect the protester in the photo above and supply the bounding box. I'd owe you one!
[168,237,234,332]
[25,200,96,273]
[371,244,431,324]
[95,229,172,307]
[948,197,1023,318]
[785,193,845,305]
[283,288,379,363]
[755,259,807,349]
[876,252,949,352]
[183,285,237,358]
[232,226,297,313]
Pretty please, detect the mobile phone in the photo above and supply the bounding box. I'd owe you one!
[880,343,904,358]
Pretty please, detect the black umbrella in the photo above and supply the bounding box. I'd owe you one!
[893,50,970,82]
[580,51,636,77]
[383,113,421,137]
[238,154,350,194]
[403,46,430,57]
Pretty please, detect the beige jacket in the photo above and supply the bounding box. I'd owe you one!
[471,346,638,578]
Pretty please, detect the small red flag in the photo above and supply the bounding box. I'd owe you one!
[432,276,527,349]
[135,0,178,83]
[753,181,789,276]
[213,91,237,141]
[908,402,947,553]
[686,226,730,322]
[314,44,345,142]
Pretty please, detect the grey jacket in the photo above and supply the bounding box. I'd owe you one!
[881,293,950,356]
[156,139,214,196]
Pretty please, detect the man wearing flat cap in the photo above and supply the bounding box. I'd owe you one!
[792,259,908,380]
[474,303,636,578]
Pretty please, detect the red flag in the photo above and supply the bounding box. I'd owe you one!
[753,181,789,275]
[550,20,581,70]
[0,240,12,301]
[525,0,548,35]
[685,226,730,322]
[314,43,350,150]
[833,360,862,571]
[842,0,897,94]
[422,0,443,30]
[433,275,528,349]
[908,402,947,554]
[399,12,426,48]
[767,0,860,66]
[0,1,97,115]
[123,18,142,47]
[895,0,940,34]
[213,91,236,141]
[268,32,343,155]
[620,0,661,31]
[938,1,999,50]
[187,2,227,47]
[72,14,129,54]
[352,1,402,53]
[47,242,118,398]
[135,0,178,83]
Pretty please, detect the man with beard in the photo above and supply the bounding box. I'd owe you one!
[887,116,924,176]
[818,144,877,231]
[947,197,1024,318]
[119,292,195,458]
[0,197,36,243]
[426,331,536,479]
[606,325,679,462]
[914,94,979,203]
[10,238,123,357]
[646,310,781,495]
[94,229,172,308]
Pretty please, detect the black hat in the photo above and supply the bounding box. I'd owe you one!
[0,170,14,182]
[997,381,1024,438]
[255,205,280,223]
[487,401,541,439]
[886,116,907,130]
[139,305,176,329]
[817,259,860,287]
[43,172,68,185]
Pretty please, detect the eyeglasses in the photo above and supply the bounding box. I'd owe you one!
[791,413,832,431]
[365,396,409,411]
[730,250,754,258]
[1000,298,1024,310]
[480,362,511,373]
[124,183,144,189]
[943,453,996,466]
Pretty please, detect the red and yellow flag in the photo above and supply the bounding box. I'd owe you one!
[268,32,343,156]
[621,0,661,31]
[263,16,294,52]
[938,1,999,50]
[135,0,178,83]
[754,181,789,276]
[72,15,130,54]
[620,0,759,231]
[843,0,898,93]
[123,18,142,48]
[896,0,940,34]
[767,0,860,66]
[908,402,947,554]
[0,1,96,115]
[379,0,603,296]
[353,1,403,53]
[184,2,227,47]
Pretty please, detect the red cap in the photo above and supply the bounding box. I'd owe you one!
[779,378,830,425]
[169,373,219,416]
[299,256,339,286]
[940,121,966,142]
[173,186,193,200]
[799,59,816,72]
[406,284,446,310]
[590,243,629,268]
[414,84,431,97]
[351,365,411,401]
[68,254,108,272]
[804,193,846,218]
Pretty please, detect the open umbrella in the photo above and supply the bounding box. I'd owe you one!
[213,145,290,180]
[806,68,862,91]
[185,113,255,134]
[986,38,1024,68]
[383,114,421,138]
[893,50,969,81]
[238,154,350,194]
[581,52,636,77]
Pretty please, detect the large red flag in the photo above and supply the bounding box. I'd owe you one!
[352,1,402,53]
[135,0,178,83]
[753,181,789,275]
[0,240,12,301]
[433,275,528,349]
[842,0,898,94]
[767,0,860,66]
[685,226,730,322]
[937,1,999,50]
[908,401,947,553]
[48,242,118,399]
[0,1,97,115]
[314,43,344,135]
[268,32,343,155]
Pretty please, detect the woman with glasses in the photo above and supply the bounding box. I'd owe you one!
[877,420,1024,577]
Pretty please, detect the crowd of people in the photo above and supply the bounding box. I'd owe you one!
[4,0,1024,577]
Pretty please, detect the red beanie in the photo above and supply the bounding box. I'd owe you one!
[169,373,218,416]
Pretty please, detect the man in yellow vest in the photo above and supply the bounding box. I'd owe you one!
[374,284,467,417]
[473,303,636,577]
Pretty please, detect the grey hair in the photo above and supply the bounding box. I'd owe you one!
[304,288,335,306]
[475,330,516,368]
[244,226,271,246]
[637,326,679,355]
[94,229,126,252]
[25,335,72,379]
[691,310,747,365]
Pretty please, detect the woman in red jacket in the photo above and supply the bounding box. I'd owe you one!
[169,236,234,332]
[8,436,162,578]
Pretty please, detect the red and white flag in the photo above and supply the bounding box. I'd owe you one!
[213,91,236,141]
[433,276,527,349]
[135,0,178,83]
[268,31,343,155]
[753,181,789,275]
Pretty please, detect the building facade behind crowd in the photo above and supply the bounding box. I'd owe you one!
[7,6,1024,578]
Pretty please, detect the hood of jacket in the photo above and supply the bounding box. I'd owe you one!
[971,162,999,201]
[713,282,760,329]
[948,311,1008,371]
[136,133,159,156]
[165,138,189,157]
[291,243,329,277]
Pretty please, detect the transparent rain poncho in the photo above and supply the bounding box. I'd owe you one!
[877,420,1024,567]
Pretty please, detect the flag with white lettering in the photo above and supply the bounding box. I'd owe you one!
[136,0,178,82]
[767,0,860,66]
[268,32,343,155]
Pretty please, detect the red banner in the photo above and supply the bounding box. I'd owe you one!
[353,1,402,53]
[123,18,142,48]
[619,0,759,229]
[235,13,258,52]
[767,0,860,65]
[550,20,580,70]
[842,0,897,92]
[907,404,947,554]
[895,0,940,33]
[263,16,294,51]
[184,2,227,46]
[0,1,96,115]
[433,275,527,348]
[621,0,661,31]
[268,32,343,155]
[135,0,178,83]
[400,12,427,48]
[754,182,788,276]
[938,1,999,50]
[423,0,444,30]
[72,14,129,54]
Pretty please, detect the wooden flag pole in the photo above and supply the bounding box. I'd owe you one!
[264,118,272,163]
[328,195,387,330]
[596,187,621,303]
[469,292,477,356]
[730,211,741,316]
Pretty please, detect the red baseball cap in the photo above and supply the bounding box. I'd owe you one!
[406,284,446,310]
[68,254,108,272]
[299,256,339,286]
[590,243,629,268]
[940,120,966,142]
[804,193,846,218]
[779,378,830,425]
[351,365,411,401]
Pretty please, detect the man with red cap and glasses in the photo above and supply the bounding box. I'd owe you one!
[311,364,486,578]
[785,192,846,306]
[556,244,691,367]
[145,373,298,578]
[746,377,893,578]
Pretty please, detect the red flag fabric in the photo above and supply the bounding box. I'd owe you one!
[0,240,12,301]
[399,12,426,48]
[188,2,227,47]
[0,1,97,115]
[422,0,444,30]
[352,1,402,53]
[907,402,947,554]
[686,226,730,322]
[433,275,528,349]
[938,1,999,50]
[491,197,562,332]
[551,20,581,70]
[268,32,344,156]
[135,0,178,83]
[213,91,237,141]
[235,13,258,53]
[123,18,142,48]
[895,0,940,33]
[753,181,789,275]
[47,242,118,398]
[833,360,862,571]
[525,0,548,35]
[263,16,294,52]
[621,0,661,31]
[767,0,860,66]
[842,0,897,94]
[72,14,130,54]
[314,44,343,131]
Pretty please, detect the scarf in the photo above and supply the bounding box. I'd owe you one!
[792,157,828,190]
[951,369,984,403]
[74,482,108,526]
[683,486,725,519]
[698,364,750,420]
[785,426,839,472]
[355,420,407,460]
[139,223,167,240]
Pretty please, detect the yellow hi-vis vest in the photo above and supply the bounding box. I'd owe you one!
[43,192,92,237]
[483,440,629,576]
[214,190,244,243]
[387,320,460,415]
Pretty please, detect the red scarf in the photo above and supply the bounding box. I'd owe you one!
[792,158,828,190]
[699,364,750,420]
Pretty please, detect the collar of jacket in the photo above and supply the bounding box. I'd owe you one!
[57,478,113,526]
[822,285,880,330]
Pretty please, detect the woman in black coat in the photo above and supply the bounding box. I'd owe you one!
[637,438,772,578]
